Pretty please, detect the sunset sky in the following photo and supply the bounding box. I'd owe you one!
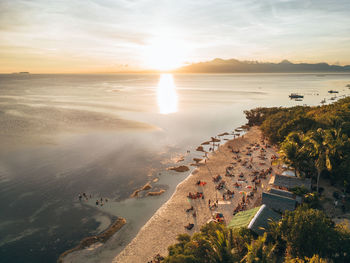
[1,0,350,73]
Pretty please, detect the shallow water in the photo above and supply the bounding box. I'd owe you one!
[0,73,349,262]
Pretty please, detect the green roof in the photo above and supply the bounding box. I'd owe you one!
[227,206,261,229]
[248,205,281,235]
[228,205,281,235]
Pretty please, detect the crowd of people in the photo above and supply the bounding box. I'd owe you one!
[183,135,277,230]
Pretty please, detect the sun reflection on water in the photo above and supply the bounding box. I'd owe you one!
[157,74,178,114]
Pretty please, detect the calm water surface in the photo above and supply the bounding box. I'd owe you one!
[0,73,349,262]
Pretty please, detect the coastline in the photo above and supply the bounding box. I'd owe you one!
[113,126,281,263]
[58,217,126,263]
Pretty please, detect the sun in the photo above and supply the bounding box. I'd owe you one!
[144,37,189,71]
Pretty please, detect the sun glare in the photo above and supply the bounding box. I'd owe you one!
[144,37,188,71]
[157,74,178,114]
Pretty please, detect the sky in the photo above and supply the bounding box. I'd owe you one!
[0,0,350,73]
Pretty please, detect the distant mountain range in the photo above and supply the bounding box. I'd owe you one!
[175,58,350,73]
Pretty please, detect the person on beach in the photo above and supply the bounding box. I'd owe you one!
[78,193,82,201]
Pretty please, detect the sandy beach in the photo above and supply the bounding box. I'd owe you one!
[113,126,281,263]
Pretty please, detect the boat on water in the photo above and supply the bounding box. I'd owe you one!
[330,96,337,101]
[289,93,304,99]
[321,99,326,104]
[328,90,339,94]
[295,98,303,101]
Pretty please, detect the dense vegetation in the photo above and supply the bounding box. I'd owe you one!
[244,97,350,190]
[162,206,350,263]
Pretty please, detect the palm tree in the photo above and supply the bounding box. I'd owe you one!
[279,132,305,177]
[207,228,236,263]
[243,233,277,263]
[304,128,332,192]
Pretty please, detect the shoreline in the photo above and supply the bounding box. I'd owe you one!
[113,126,281,262]
[58,217,126,263]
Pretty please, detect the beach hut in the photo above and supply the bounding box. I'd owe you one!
[269,174,311,191]
[196,146,205,152]
[228,205,281,236]
[269,188,302,203]
[262,192,297,212]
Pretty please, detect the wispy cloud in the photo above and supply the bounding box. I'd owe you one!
[0,0,350,72]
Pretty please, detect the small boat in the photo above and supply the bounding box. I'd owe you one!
[320,99,326,104]
[330,96,337,101]
[328,90,339,94]
[295,98,303,101]
[289,93,304,99]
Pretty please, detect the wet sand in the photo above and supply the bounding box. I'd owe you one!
[113,126,281,263]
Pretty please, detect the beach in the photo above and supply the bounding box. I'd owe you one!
[113,126,281,263]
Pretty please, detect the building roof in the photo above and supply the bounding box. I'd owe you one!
[270,174,311,190]
[262,192,296,212]
[269,188,295,199]
[227,206,260,229]
[248,205,281,235]
[228,205,281,235]
[269,188,302,203]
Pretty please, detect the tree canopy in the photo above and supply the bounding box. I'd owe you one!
[244,97,350,189]
[162,207,350,263]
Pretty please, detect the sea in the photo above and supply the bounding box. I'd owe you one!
[0,73,349,263]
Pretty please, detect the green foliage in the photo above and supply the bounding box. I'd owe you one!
[244,233,277,263]
[302,192,321,209]
[285,254,329,263]
[245,97,350,188]
[163,223,253,263]
[290,187,309,196]
[269,206,350,261]
[163,207,350,263]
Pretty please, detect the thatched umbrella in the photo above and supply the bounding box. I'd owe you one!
[196,146,205,152]
[193,158,202,163]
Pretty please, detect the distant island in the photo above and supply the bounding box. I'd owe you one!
[175,58,350,73]
[11,72,30,74]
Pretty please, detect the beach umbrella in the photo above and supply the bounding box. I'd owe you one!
[246,185,252,189]
[211,137,220,142]
[218,132,229,136]
[193,158,202,163]
[201,141,211,145]
[239,191,246,195]
[196,146,205,152]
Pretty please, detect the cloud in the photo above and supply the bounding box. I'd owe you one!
[0,0,350,72]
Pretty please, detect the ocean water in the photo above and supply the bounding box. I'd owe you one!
[0,73,349,263]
